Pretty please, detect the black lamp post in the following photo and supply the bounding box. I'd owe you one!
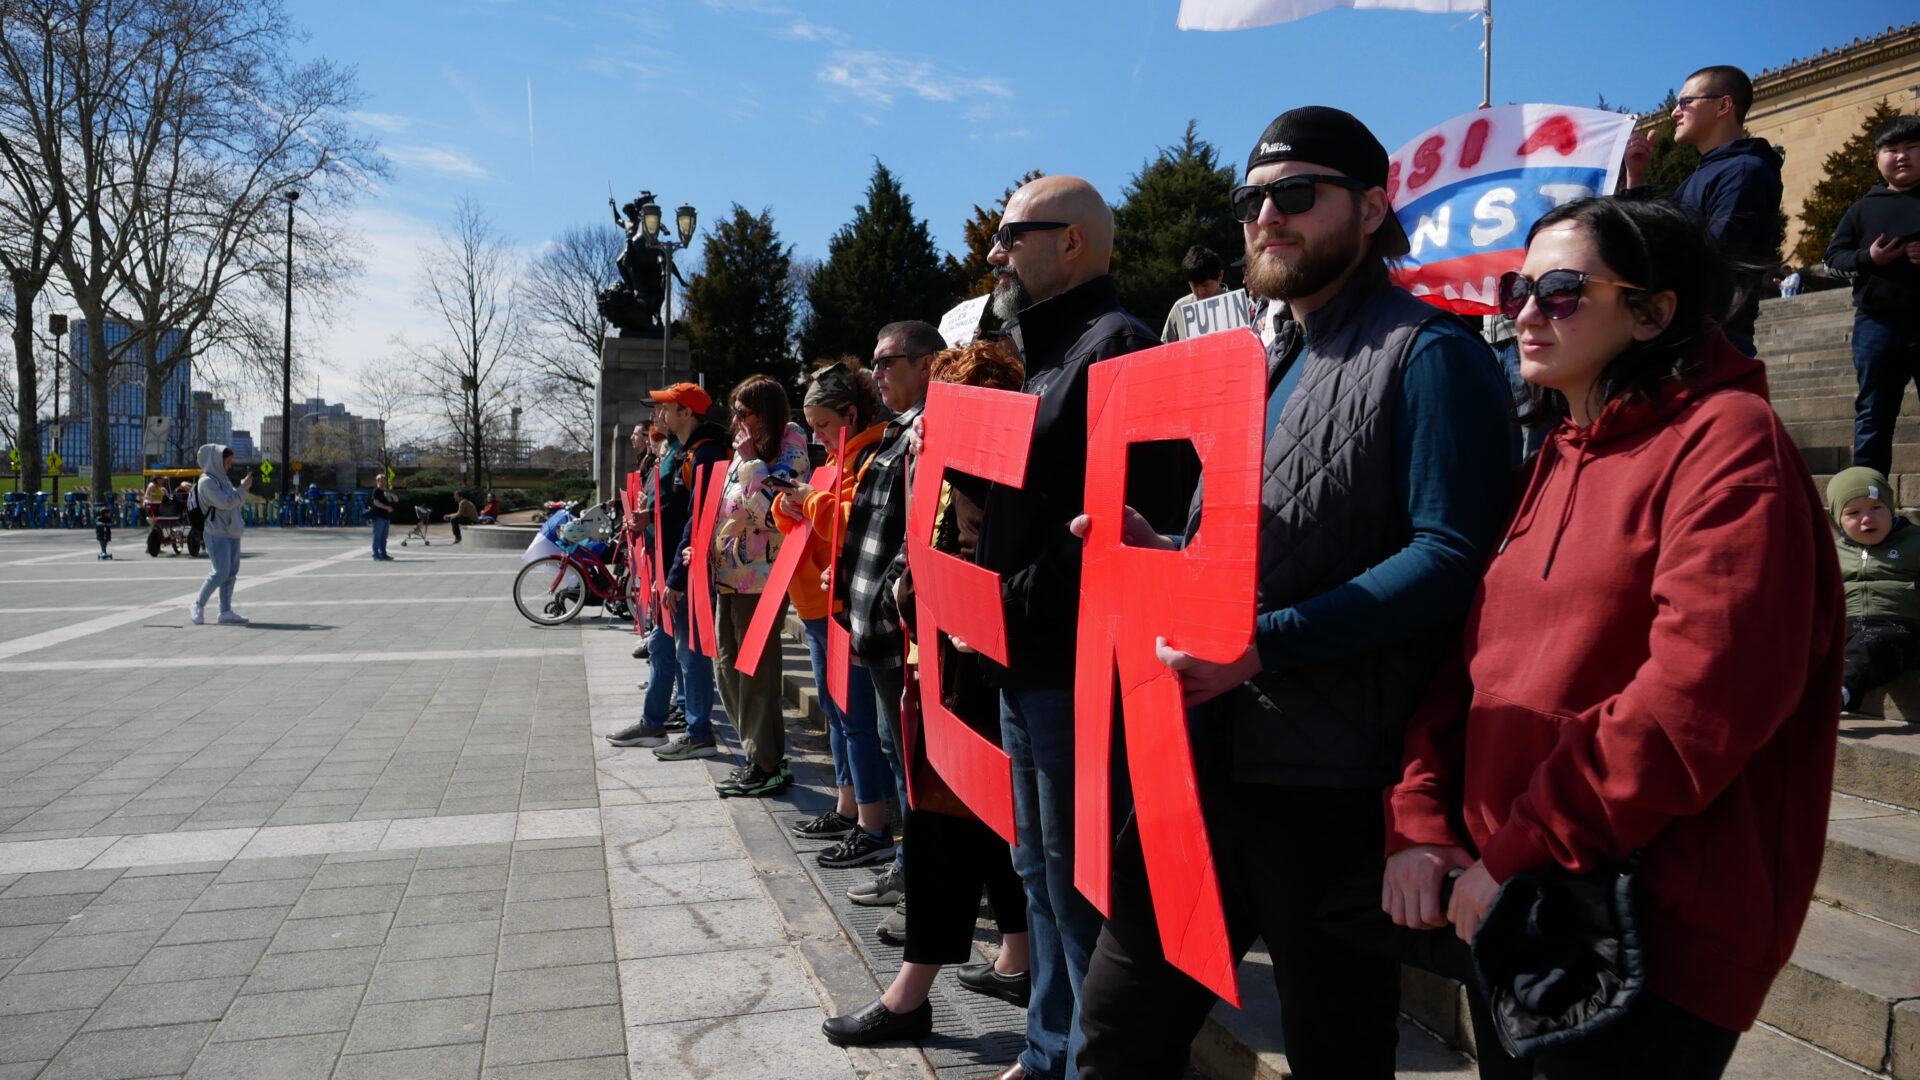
[638,195,696,370]
[48,312,66,500]
[280,189,298,505]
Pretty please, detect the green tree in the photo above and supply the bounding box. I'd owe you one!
[1792,100,1904,267]
[943,169,1044,300]
[1111,121,1242,325]
[799,162,950,363]
[683,205,798,392]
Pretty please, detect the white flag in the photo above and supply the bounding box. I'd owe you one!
[1178,0,1482,31]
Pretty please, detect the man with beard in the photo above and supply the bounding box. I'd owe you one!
[1071,107,1513,1078]
[972,175,1194,1080]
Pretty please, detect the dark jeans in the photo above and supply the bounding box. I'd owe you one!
[1002,686,1104,1080]
[1851,309,1920,475]
[1470,990,1738,1079]
[1845,615,1920,705]
[1078,783,1401,1080]
[450,515,475,542]
[870,661,910,872]
[900,806,1027,965]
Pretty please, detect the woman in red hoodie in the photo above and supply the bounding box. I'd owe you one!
[1383,197,1843,1078]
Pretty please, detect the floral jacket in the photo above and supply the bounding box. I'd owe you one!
[711,422,811,594]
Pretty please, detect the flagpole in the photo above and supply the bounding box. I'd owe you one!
[1480,0,1493,108]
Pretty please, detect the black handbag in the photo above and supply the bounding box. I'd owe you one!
[1470,864,1645,1059]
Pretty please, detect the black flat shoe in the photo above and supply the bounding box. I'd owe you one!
[821,997,933,1046]
[954,962,1030,1008]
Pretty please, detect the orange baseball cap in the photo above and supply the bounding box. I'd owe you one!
[648,382,712,414]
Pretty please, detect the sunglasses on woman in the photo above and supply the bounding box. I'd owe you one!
[1498,269,1645,320]
[1229,174,1372,224]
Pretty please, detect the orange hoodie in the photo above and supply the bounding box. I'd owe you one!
[1388,335,1843,1032]
[773,423,886,621]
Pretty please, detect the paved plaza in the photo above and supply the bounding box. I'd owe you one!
[0,525,1482,1079]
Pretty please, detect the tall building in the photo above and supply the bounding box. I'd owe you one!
[259,398,384,465]
[189,391,232,453]
[228,430,256,461]
[40,321,191,471]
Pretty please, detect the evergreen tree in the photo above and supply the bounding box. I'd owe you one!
[943,169,1045,299]
[1792,100,1904,267]
[799,162,951,363]
[1111,121,1242,324]
[682,205,798,392]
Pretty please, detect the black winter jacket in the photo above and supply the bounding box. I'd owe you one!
[975,274,1199,690]
[1826,183,1920,321]
[1676,138,1783,343]
[658,421,731,593]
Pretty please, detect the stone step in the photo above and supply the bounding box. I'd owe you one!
[1775,394,1866,423]
[1759,290,1859,318]
[1758,900,1920,1075]
[1835,714,1920,810]
[1821,793,1920,928]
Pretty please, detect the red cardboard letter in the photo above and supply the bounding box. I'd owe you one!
[687,461,726,657]
[736,464,841,676]
[906,383,1039,842]
[1074,332,1265,1006]
[823,429,852,711]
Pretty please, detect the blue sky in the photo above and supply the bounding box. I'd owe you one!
[275,0,1915,436]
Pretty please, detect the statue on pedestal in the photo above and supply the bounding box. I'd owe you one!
[599,192,686,338]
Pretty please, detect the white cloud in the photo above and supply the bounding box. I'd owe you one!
[817,50,1012,109]
[350,110,412,133]
[787,20,847,44]
[387,145,489,178]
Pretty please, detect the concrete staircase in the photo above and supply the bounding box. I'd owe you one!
[1759,288,1920,504]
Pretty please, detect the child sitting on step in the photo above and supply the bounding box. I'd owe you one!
[1830,466,1920,710]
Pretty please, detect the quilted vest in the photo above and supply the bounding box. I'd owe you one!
[1230,261,1452,788]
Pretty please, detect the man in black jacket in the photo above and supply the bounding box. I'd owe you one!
[1827,113,1920,476]
[610,382,730,761]
[973,175,1192,1080]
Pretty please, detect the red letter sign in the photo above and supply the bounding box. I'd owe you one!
[906,383,1039,842]
[687,461,726,657]
[735,464,841,676]
[1074,332,1265,1005]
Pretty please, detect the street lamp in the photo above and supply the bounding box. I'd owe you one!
[48,312,66,501]
[636,194,696,377]
[281,189,298,508]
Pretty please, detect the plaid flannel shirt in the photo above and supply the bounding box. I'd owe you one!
[840,399,923,670]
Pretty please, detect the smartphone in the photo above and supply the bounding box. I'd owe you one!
[763,473,798,491]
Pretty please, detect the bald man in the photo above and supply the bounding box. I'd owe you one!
[971,176,1197,1080]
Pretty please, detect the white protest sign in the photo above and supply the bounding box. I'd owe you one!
[937,295,990,348]
[1179,289,1252,340]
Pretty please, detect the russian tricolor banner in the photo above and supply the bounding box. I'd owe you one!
[1388,104,1636,315]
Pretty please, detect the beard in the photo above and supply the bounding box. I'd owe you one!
[990,268,1032,324]
[1243,217,1365,302]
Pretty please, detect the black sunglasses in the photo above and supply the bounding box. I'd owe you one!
[992,220,1069,249]
[873,351,932,371]
[1229,174,1373,223]
[1498,269,1644,320]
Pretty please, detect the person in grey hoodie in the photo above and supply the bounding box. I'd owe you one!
[192,443,254,625]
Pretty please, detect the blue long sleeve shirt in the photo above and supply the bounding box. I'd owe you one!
[1246,319,1515,673]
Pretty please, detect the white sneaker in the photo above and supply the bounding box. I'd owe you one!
[217,610,249,624]
[189,603,204,625]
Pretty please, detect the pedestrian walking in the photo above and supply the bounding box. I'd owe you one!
[191,443,254,626]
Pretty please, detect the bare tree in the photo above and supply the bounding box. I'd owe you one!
[406,196,522,491]
[353,362,413,469]
[519,222,619,455]
[2,0,381,496]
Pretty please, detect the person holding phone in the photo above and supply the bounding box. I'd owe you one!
[191,444,253,625]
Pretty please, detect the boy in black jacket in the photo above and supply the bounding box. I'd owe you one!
[1828,113,1920,477]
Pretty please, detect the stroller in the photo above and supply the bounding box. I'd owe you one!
[400,505,433,547]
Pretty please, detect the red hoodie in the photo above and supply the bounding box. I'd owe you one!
[1387,335,1843,1032]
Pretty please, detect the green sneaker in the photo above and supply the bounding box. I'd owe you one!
[652,734,718,760]
[717,760,793,798]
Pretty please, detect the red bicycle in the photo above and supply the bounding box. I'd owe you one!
[512,514,646,626]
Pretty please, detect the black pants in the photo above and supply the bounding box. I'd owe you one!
[1845,616,1920,704]
[1077,783,1400,1080]
[901,806,1027,965]
[450,515,474,542]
